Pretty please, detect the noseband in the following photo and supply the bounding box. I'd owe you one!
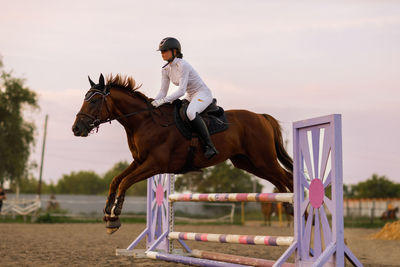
[76,87,112,132]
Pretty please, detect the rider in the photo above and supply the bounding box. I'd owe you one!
[151,37,219,159]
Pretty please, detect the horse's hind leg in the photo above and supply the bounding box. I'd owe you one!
[230,154,291,193]
[232,113,293,192]
[249,146,293,192]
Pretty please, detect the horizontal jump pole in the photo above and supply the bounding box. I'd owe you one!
[169,193,294,203]
[168,232,294,246]
[191,249,295,267]
[146,251,249,267]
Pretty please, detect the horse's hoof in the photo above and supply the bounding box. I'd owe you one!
[106,218,121,235]
[106,227,119,235]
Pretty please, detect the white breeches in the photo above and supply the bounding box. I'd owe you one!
[186,91,213,121]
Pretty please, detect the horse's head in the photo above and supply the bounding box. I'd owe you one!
[72,74,111,137]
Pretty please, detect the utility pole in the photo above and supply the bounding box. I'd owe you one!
[37,114,48,198]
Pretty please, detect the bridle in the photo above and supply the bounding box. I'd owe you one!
[76,86,174,133]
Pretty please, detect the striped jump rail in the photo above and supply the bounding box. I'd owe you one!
[191,250,295,267]
[168,192,294,203]
[146,251,249,267]
[168,232,294,246]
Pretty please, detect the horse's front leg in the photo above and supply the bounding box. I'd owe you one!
[103,161,138,220]
[106,158,159,234]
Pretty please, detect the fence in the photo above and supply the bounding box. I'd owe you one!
[344,198,400,223]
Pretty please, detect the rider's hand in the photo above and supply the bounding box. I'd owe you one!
[151,98,167,108]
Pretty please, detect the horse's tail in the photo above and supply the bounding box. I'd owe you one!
[262,114,293,174]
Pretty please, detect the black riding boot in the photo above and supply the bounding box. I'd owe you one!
[190,113,219,159]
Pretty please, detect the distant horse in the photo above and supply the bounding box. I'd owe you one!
[72,74,293,234]
[261,202,293,227]
[381,207,399,220]
[261,202,276,226]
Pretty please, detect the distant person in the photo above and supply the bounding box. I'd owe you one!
[0,186,6,213]
[381,202,399,220]
[47,193,59,211]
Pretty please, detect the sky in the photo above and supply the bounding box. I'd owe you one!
[0,0,399,191]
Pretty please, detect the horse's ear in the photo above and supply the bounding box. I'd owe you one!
[88,76,96,87]
[99,73,105,88]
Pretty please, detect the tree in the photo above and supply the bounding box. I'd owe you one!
[12,176,40,194]
[102,161,130,190]
[55,171,103,195]
[10,175,56,194]
[176,161,263,193]
[101,161,147,196]
[347,174,400,198]
[0,57,38,184]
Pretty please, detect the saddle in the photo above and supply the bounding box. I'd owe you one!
[174,98,228,140]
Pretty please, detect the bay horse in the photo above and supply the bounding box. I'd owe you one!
[72,74,293,234]
[261,188,293,226]
[381,207,399,220]
[261,202,293,227]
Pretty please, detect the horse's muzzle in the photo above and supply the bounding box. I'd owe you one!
[72,119,91,137]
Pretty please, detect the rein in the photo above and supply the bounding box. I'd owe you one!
[76,87,175,133]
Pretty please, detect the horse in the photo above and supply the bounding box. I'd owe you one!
[72,74,293,234]
[381,207,399,220]
[261,202,293,227]
[261,187,293,226]
[261,202,276,226]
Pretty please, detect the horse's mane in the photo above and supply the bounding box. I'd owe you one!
[106,74,149,101]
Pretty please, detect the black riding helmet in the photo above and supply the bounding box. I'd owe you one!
[158,37,183,65]
[157,37,181,52]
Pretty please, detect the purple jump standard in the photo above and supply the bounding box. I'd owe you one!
[117,114,364,267]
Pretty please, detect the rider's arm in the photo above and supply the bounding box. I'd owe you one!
[164,62,189,103]
[154,68,170,100]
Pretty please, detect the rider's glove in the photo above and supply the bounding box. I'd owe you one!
[151,98,167,107]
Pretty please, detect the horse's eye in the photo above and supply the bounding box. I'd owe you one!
[90,98,99,104]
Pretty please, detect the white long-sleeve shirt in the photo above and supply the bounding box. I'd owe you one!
[155,58,212,102]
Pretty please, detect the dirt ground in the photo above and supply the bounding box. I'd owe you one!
[0,223,399,267]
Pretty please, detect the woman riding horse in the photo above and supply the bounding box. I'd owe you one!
[151,37,218,159]
[72,38,293,234]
